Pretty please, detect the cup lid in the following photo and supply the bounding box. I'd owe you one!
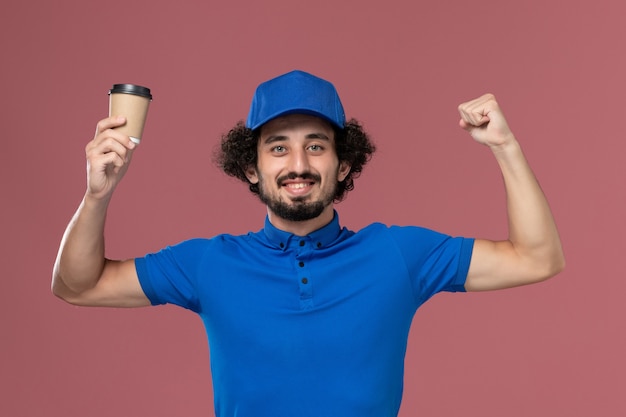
[109,84,152,99]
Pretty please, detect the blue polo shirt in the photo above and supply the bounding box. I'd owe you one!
[135,213,474,417]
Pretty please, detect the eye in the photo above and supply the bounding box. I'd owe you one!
[271,145,286,153]
[308,144,324,152]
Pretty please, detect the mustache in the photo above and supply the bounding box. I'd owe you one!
[277,172,321,184]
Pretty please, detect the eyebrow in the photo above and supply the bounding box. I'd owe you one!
[262,132,331,145]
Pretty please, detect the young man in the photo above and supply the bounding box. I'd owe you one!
[52,70,564,416]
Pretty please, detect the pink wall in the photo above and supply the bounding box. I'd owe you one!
[2,0,624,415]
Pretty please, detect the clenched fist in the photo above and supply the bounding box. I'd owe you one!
[458,94,516,148]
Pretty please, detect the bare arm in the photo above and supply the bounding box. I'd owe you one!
[458,94,565,291]
[52,116,150,307]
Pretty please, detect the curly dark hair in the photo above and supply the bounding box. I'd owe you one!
[215,118,375,202]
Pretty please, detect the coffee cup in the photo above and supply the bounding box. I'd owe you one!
[108,84,152,144]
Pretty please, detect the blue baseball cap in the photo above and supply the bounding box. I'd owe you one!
[246,70,346,130]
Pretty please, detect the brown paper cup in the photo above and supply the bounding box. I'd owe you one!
[108,84,152,144]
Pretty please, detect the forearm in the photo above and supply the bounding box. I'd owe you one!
[52,194,111,295]
[491,139,565,277]
[459,94,564,290]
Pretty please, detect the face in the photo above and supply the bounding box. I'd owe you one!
[246,114,351,222]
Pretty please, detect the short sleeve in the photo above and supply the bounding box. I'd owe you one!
[387,226,474,304]
[135,238,208,312]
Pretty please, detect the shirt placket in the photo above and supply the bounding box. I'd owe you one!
[296,238,313,310]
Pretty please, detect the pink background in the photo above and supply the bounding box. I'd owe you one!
[2,0,624,415]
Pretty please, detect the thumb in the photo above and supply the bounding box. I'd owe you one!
[459,115,490,130]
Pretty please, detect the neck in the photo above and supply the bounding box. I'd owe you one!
[267,205,335,236]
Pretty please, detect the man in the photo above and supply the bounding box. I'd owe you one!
[52,70,564,416]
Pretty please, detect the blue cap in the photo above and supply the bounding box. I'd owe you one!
[246,70,346,130]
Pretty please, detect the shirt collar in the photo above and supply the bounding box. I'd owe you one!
[263,211,342,251]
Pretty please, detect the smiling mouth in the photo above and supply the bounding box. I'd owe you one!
[282,181,315,199]
[278,173,320,191]
[284,181,314,189]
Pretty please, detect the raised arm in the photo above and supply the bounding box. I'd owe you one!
[458,94,565,291]
[52,116,150,307]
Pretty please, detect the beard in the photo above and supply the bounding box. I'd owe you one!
[257,172,337,222]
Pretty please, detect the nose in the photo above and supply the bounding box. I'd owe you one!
[288,147,311,174]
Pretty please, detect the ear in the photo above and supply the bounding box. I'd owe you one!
[338,161,351,182]
[244,165,259,184]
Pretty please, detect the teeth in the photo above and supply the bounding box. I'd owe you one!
[287,183,309,189]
